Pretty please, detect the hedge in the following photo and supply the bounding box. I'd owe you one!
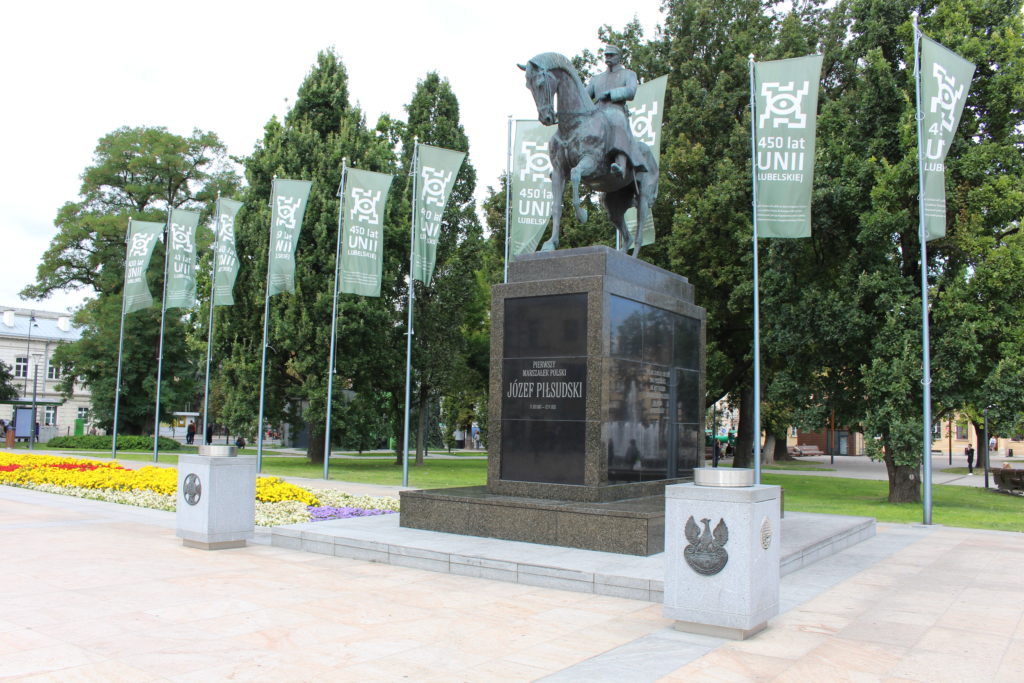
[45,435,181,451]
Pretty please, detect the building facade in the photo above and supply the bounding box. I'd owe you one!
[0,307,92,441]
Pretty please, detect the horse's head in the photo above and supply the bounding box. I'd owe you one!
[518,60,557,126]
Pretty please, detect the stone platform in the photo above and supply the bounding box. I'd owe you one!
[400,486,667,556]
[270,510,875,603]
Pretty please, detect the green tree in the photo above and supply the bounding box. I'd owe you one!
[651,0,784,467]
[0,360,18,402]
[396,72,486,465]
[763,0,1024,501]
[23,126,237,433]
[216,49,398,463]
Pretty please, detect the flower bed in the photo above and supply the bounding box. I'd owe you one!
[0,453,398,526]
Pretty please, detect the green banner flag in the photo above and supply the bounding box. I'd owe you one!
[412,143,465,284]
[752,54,823,238]
[268,178,313,296]
[340,168,394,297]
[625,74,668,246]
[164,209,200,310]
[212,198,243,306]
[123,219,164,314]
[510,120,556,257]
[919,34,975,241]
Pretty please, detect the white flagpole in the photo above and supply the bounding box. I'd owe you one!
[256,177,276,472]
[748,54,762,484]
[913,16,934,524]
[324,160,348,480]
[152,209,172,463]
[202,195,221,449]
[504,116,512,283]
[111,219,132,459]
[401,140,419,488]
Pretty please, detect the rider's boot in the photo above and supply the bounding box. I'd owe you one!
[611,153,627,177]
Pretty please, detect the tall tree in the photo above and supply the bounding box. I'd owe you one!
[763,0,1024,501]
[23,126,237,433]
[395,73,486,465]
[216,49,398,463]
[652,0,784,467]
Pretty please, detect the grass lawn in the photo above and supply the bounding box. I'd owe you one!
[764,473,1024,532]
[763,461,835,472]
[262,456,486,488]
[32,448,1023,530]
[63,449,486,489]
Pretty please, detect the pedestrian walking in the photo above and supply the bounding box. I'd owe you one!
[186,421,196,445]
[966,444,975,474]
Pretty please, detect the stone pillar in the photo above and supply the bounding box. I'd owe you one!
[663,470,781,639]
[176,446,257,550]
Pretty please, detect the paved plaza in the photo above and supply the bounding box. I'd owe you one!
[1,463,1022,681]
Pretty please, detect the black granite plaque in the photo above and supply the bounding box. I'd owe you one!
[606,294,702,483]
[501,294,588,485]
[504,293,587,358]
[502,358,586,421]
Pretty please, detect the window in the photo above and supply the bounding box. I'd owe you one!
[47,363,59,380]
[956,425,967,440]
[44,406,57,426]
[77,407,90,420]
[789,426,798,437]
[14,356,27,378]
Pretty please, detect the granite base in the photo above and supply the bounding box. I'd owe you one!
[400,486,666,556]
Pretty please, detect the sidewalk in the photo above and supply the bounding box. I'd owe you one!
[764,452,1020,488]
[1,485,1021,680]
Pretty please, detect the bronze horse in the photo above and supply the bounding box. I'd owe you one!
[519,52,658,257]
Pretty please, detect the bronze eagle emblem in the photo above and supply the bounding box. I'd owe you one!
[683,516,729,576]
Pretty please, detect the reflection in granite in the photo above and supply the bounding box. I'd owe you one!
[674,315,701,371]
[606,294,702,483]
[501,419,586,484]
[504,293,587,358]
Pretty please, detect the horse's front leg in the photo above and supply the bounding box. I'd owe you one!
[570,156,598,224]
[541,164,567,251]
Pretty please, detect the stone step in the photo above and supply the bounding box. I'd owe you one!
[270,510,874,603]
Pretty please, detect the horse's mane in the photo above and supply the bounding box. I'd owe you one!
[528,52,585,90]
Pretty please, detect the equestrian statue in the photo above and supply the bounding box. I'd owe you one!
[519,46,658,257]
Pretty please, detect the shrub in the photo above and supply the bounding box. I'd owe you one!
[46,434,181,451]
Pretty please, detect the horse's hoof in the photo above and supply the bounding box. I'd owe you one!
[541,239,557,251]
[576,208,588,223]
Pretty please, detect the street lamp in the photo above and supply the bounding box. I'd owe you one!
[29,352,42,451]
[23,312,37,394]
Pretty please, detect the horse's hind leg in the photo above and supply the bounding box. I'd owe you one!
[603,189,632,252]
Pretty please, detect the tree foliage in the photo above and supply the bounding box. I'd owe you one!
[24,126,238,434]
[215,49,398,463]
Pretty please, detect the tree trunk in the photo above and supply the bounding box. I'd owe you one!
[306,426,325,465]
[772,430,793,461]
[415,391,428,465]
[882,434,920,503]
[761,433,776,465]
[733,384,755,469]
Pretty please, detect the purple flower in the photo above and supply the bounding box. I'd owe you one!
[306,505,397,521]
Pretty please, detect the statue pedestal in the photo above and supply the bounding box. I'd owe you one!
[663,478,781,639]
[176,449,256,550]
[401,246,706,555]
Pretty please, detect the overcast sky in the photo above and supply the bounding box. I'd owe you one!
[1,0,662,315]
